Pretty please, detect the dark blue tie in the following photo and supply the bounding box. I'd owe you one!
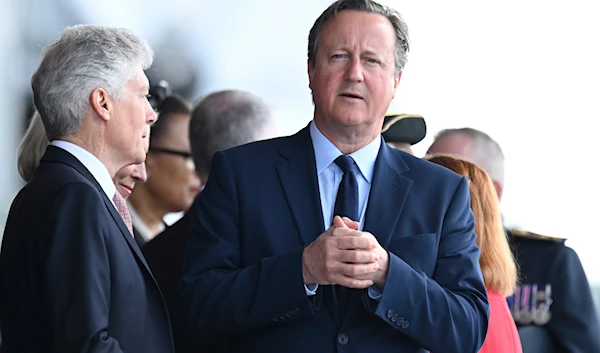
[330,155,358,325]
[333,155,358,222]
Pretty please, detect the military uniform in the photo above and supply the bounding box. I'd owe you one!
[506,229,600,352]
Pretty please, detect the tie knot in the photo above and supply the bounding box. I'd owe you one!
[334,155,355,173]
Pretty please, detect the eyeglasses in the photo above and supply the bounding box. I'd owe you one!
[149,147,192,159]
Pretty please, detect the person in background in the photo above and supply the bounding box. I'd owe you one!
[426,154,522,353]
[381,112,426,155]
[0,24,173,353]
[128,94,201,246]
[143,89,278,346]
[427,127,600,352]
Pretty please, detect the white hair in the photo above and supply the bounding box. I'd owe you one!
[31,24,154,141]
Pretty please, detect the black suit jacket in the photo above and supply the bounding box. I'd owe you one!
[143,211,193,320]
[143,212,227,353]
[0,146,174,353]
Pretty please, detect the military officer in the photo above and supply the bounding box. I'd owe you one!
[506,228,600,352]
[381,112,426,155]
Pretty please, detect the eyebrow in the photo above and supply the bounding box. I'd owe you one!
[329,47,383,57]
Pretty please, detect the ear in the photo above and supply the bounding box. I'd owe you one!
[391,71,402,99]
[492,180,503,201]
[307,60,314,90]
[90,88,112,122]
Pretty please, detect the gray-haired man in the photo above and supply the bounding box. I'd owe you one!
[0,25,174,353]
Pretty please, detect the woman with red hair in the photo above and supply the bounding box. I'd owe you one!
[426,154,522,353]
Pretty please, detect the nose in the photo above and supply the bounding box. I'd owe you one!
[344,56,364,82]
[132,162,148,183]
[146,101,157,125]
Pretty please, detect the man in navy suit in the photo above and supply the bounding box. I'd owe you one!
[177,1,489,352]
[0,25,174,352]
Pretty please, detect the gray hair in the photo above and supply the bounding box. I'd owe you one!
[189,90,277,176]
[31,24,154,141]
[308,0,410,73]
[435,128,505,185]
[17,110,50,182]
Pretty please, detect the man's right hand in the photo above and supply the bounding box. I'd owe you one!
[302,217,380,288]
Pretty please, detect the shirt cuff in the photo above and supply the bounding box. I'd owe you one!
[367,285,382,301]
[304,283,318,296]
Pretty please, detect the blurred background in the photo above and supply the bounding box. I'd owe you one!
[1,0,599,308]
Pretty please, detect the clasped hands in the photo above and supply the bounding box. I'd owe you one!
[302,216,389,289]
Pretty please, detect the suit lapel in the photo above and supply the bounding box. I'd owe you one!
[275,125,325,246]
[363,142,412,247]
[42,146,154,274]
[102,195,153,271]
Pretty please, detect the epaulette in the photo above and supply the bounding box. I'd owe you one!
[510,228,566,243]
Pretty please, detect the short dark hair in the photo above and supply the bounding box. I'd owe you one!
[150,94,191,146]
[308,0,409,73]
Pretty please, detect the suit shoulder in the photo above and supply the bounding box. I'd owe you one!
[397,150,466,182]
[509,228,567,244]
[221,135,288,156]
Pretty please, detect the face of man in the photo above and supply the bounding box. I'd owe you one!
[114,162,147,199]
[110,65,157,166]
[308,10,401,140]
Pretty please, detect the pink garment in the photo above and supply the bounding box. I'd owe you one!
[478,289,523,353]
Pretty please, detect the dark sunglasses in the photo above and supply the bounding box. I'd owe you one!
[149,147,192,159]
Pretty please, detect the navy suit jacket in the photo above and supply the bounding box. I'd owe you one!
[0,146,174,353]
[178,126,489,353]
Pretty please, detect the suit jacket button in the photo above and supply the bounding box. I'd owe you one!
[386,309,394,319]
[337,333,349,345]
[272,314,278,322]
[401,320,410,329]
[292,307,300,314]
[279,314,286,320]
[391,313,399,322]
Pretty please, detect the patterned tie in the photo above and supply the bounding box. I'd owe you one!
[333,155,359,221]
[113,192,133,236]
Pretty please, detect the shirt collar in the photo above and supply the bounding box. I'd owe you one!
[309,120,380,183]
[50,140,116,200]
